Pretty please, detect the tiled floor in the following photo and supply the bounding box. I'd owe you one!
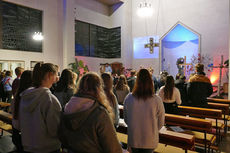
[0,131,230,153]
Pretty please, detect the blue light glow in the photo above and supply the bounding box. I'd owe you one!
[163,24,198,42]
[161,23,199,77]
[133,36,159,59]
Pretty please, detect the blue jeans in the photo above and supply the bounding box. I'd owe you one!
[131,148,154,153]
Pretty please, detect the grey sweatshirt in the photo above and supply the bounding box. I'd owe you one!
[19,87,62,153]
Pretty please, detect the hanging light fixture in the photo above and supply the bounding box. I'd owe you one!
[137,1,153,18]
[140,0,161,54]
[32,32,43,41]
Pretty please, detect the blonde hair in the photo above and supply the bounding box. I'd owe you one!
[76,72,114,120]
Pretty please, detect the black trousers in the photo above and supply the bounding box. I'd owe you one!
[163,102,178,114]
[12,128,24,152]
[24,150,60,153]
[2,90,12,103]
[131,148,154,153]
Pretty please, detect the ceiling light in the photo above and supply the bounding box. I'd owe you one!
[32,32,43,41]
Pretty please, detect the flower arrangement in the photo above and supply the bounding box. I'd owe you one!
[68,58,89,76]
[191,53,213,74]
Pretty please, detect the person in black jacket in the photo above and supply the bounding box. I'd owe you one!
[187,63,213,107]
[175,75,188,106]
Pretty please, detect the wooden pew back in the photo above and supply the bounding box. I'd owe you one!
[165,114,212,132]
[207,98,230,105]
[116,124,195,151]
[207,102,229,115]
[178,106,222,119]
[0,110,12,124]
[0,102,11,108]
[159,130,195,151]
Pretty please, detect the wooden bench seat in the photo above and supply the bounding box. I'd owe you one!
[165,114,212,132]
[116,130,196,153]
[0,110,12,124]
[0,102,11,110]
[165,114,216,152]
[224,115,230,121]
[158,144,198,153]
[206,98,230,105]
[207,103,229,115]
[0,120,12,136]
[177,105,223,141]
[159,130,195,151]
[178,106,222,119]
[189,131,216,145]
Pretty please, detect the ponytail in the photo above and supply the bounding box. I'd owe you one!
[33,63,57,88]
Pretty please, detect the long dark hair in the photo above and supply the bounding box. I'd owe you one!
[101,73,117,108]
[163,75,175,100]
[33,63,58,88]
[55,69,75,92]
[13,70,33,119]
[76,72,114,119]
[132,69,154,100]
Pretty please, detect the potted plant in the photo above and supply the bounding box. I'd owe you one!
[69,58,89,76]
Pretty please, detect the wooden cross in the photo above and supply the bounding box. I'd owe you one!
[212,55,228,97]
[179,56,192,76]
[144,37,159,54]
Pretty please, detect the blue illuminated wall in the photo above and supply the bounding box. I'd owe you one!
[133,36,159,59]
[161,24,199,77]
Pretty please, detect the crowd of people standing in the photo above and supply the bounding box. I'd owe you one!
[0,62,213,153]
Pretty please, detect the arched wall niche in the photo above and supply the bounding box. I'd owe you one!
[159,22,201,77]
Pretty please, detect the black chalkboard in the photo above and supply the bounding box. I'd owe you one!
[75,20,121,58]
[0,1,43,52]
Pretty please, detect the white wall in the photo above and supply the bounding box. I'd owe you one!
[0,0,63,70]
[1,0,228,79]
[132,0,229,78]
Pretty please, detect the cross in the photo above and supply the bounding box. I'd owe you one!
[212,55,228,97]
[144,37,159,54]
[179,56,192,76]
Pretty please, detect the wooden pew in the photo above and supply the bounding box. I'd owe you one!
[178,106,222,119]
[0,120,12,136]
[207,102,229,132]
[0,111,13,136]
[206,98,230,128]
[0,102,11,109]
[165,114,216,153]
[0,110,12,124]
[159,130,195,152]
[206,98,230,105]
[177,105,223,143]
[116,124,195,153]
[207,102,229,115]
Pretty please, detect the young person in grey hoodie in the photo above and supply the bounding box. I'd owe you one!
[59,72,122,153]
[19,63,62,153]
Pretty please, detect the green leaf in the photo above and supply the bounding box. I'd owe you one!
[79,60,84,68]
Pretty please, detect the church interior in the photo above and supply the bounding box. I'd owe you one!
[0,0,230,152]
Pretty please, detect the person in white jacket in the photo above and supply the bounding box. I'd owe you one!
[158,75,181,114]
[19,63,62,153]
[124,69,165,153]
